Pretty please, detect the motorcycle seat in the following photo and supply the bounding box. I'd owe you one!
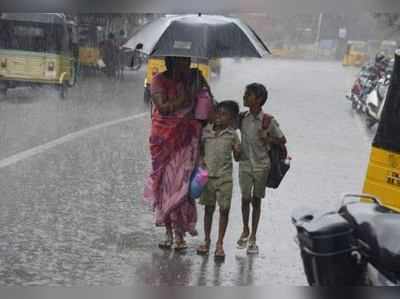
[340,202,400,274]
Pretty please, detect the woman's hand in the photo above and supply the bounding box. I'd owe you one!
[158,102,175,115]
[199,158,207,169]
[174,83,190,109]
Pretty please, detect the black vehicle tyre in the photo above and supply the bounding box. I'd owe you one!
[366,116,377,129]
[0,88,6,100]
[356,102,363,113]
[59,82,68,100]
[67,65,77,87]
[144,87,151,104]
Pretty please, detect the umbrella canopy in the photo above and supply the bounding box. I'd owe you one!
[123,14,270,58]
[0,13,67,24]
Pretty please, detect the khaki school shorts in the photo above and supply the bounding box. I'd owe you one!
[239,166,270,199]
[199,177,233,210]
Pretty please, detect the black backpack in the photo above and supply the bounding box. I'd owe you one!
[239,112,290,189]
[262,113,290,189]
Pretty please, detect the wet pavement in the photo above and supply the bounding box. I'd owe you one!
[0,59,375,286]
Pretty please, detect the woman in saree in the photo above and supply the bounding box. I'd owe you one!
[144,56,212,250]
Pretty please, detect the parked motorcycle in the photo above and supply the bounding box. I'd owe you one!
[292,194,400,286]
[347,64,379,113]
[365,74,390,128]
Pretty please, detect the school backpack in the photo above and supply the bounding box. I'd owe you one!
[239,111,290,189]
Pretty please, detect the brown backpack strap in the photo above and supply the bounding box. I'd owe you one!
[262,112,274,130]
[263,112,288,159]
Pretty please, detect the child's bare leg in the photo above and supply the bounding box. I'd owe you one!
[250,197,262,242]
[197,205,214,254]
[204,205,215,243]
[241,197,251,238]
[216,208,230,247]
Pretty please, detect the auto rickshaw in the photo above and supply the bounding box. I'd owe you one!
[293,50,400,286]
[143,56,213,104]
[342,40,369,67]
[78,24,105,73]
[0,13,78,99]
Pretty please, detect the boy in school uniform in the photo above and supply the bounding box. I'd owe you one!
[237,83,287,254]
[197,101,241,259]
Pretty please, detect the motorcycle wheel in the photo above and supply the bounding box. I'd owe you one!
[351,98,358,110]
[356,103,363,113]
[362,104,368,113]
[366,116,377,128]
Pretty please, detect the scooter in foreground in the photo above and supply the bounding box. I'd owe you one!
[292,194,400,286]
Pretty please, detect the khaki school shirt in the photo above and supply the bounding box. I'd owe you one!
[239,111,285,172]
[201,124,240,178]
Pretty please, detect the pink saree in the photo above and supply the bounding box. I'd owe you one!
[144,73,201,237]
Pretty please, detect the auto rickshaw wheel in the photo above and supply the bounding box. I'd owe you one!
[67,64,77,87]
[144,86,151,105]
[0,88,6,100]
[59,82,68,99]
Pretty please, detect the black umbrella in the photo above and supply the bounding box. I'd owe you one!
[123,14,270,58]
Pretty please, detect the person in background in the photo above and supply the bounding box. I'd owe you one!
[101,33,119,78]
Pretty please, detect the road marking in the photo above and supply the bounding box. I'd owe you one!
[0,112,148,169]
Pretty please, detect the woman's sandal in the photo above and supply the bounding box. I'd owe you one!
[196,241,210,255]
[174,240,188,251]
[214,245,226,260]
[158,238,173,250]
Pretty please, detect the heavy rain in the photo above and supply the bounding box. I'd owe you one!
[0,12,399,286]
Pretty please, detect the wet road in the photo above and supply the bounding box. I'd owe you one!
[0,60,374,286]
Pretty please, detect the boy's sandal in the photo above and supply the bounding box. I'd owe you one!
[158,239,173,250]
[214,245,226,260]
[174,240,188,251]
[196,242,210,255]
[236,236,249,249]
[247,242,259,255]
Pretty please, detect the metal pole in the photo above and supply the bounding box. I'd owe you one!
[314,13,323,58]
[316,12,323,44]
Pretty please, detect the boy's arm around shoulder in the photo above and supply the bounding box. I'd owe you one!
[199,126,209,168]
[232,130,241,162]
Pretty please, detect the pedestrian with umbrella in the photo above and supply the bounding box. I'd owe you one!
[125,14,270,251]
[144,55,211,250]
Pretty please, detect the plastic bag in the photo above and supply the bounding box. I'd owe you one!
[189,166,209,199]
